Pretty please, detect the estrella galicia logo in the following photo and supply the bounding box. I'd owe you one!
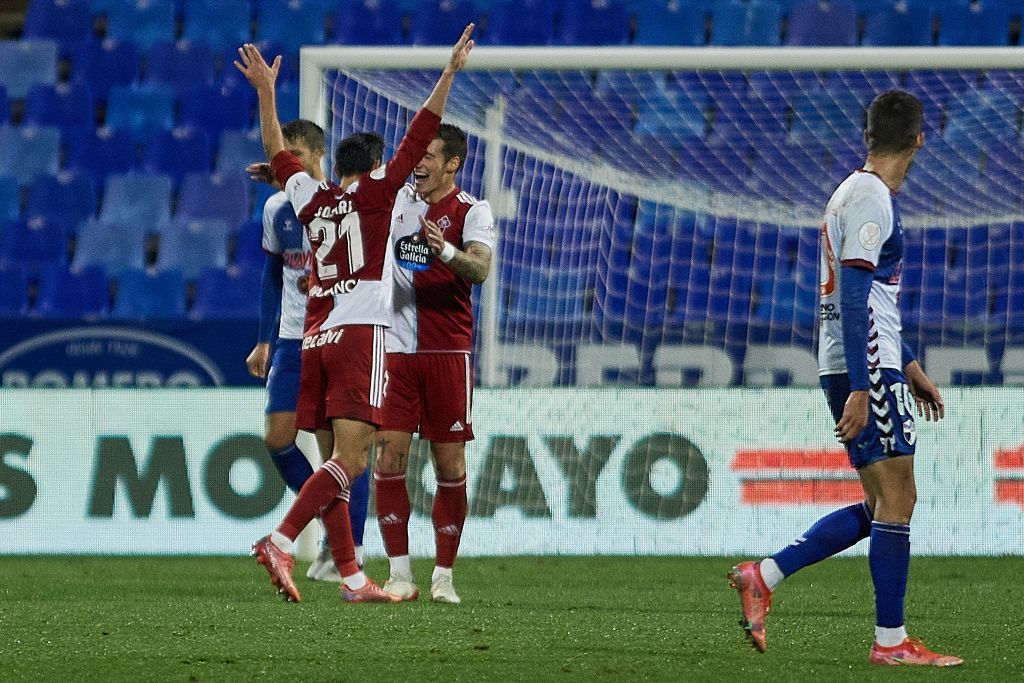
[395,233,434,272]
[0,326,225,388]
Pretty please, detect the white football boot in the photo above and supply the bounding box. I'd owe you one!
[429,575,461,604]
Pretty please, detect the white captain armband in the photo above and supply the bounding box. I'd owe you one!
[438,241,457,263]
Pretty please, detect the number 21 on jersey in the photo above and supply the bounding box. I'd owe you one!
[308,214,365,279]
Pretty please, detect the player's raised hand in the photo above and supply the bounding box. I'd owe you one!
[445,24,475,74]
[234,43,281,93]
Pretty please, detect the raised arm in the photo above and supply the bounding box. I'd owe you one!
[234,44,285,163]
[380,24,475,194]
[423,23,475,118]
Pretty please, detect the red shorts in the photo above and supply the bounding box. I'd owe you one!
[295,325,386,431]
[380,352,474,442]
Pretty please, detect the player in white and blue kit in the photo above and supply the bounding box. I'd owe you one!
[730,92,961,666]
[245,119,370,582]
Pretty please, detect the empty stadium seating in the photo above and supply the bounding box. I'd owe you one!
[0,0,1020,336]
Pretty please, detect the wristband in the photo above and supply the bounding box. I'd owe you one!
[438,241,457,263]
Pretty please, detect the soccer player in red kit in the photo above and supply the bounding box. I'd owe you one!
[234,24,475,604]
[375,124,494,604]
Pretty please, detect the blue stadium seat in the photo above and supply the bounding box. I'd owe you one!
[0,125,61,187]
[333,0,405,45]
[276,81,300,126]
[0,85,7,123]
[105,84,177,142]
[0,216,67,277]
[216,129,265,176]
[156,217,230,279]
[677,139,752,193]
[180,84,253,138]
[71,38,138,105]
[789,88,864,144]
[65,127,136,182]
[0,262,29,315]
[24,0,93,53]
[111,268,187,319]
[483,0,555,45]
[25,172,98,227]
[34,264,110,318]
[142,128,213,182]
[558,0,630,46]
[105,0,176,52]
[145,40,216,93]
[785,0,858,46]
[938,0,1013,45]
[256,0,327,53]
[190,266,261,320]
[25,82,96,133]
[710,0,781,46]
[594,70,665,114]
[71,217,147,276]
[634,83,707,142]
[824,70,901,103]
[99,172,174,231]
[944,88,1020,152]
[634,0,709,46]
[176,172,249,229]
[0,175,18,222]
[233,218,266,269]
[0,39,58,99]
[862,2,935,45]
[182,0,252,52]
[410,0,479,45]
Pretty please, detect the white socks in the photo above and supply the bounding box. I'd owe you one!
[875,625,908,647]
[759,558,784,591]
[270,531,295,554]
[389,555,412,580]
[432,566,452,583]
[344,571,367,590]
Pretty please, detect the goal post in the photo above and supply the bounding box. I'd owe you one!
[294,46,1024,557]
[299,46,1024,390]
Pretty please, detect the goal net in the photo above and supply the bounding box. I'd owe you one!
[299,47,1024,556]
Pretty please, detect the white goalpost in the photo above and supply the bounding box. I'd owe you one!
[294,46,1024,557]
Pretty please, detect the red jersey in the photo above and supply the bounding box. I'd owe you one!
[387,184,495,353]
[271,109,441,336]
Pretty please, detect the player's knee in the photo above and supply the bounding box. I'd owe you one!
[432,446,467,480]
[263,433,293,453]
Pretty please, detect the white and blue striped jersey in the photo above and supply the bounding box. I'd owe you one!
[818,170,905,376]
[261,191,310,341]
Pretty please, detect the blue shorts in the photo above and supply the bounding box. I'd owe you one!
[265,338,302,415]
[821,368,917,470]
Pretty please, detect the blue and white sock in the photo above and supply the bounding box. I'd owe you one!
[769,502,873,586]
[869,521,911,636]
[348,470,370,546]
[269,442,314,494]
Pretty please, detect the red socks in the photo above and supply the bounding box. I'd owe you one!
[433,475,467,569]
[277,459,351,542]
[374,471,411,557]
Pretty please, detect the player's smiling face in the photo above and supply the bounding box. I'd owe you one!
[413,138,456,201]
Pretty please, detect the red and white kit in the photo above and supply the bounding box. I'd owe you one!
[383,184,494,441]
[271,109,442,429]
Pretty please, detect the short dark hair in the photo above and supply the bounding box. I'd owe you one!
[865,90,923,155]
[334,132,385,178]
[436,123,468,172]
[281,119,324,153]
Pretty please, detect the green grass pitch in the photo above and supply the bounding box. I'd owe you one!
[0,555,1019,681]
